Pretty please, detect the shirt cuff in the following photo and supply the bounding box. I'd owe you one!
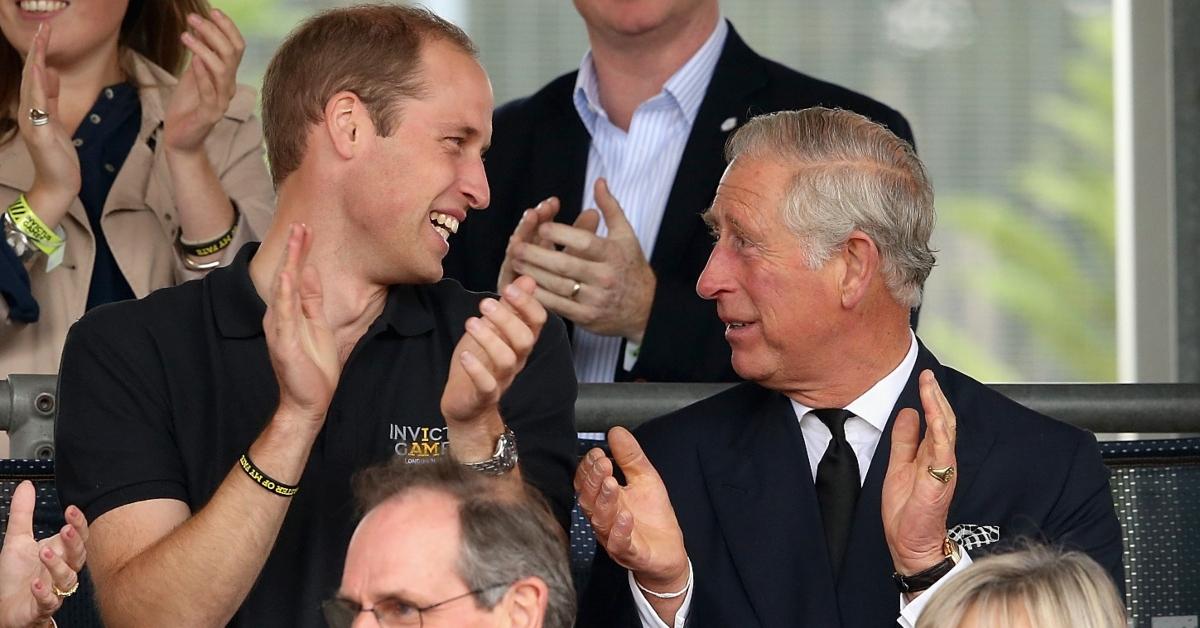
[629,560,694,628]
[896,550,974,628]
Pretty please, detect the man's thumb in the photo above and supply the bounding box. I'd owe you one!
[594,178,632,232]
[609,426,661,483]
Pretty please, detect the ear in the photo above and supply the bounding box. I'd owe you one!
[323,91,369,160]
[838,229,880,309]
[499,577,549,628]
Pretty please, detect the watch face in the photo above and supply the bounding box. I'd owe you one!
[464,430,518,476]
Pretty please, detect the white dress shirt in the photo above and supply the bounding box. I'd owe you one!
[632,331,972,627]
[570,19,728,383]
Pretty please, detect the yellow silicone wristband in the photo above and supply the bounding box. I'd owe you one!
[6,194,63,255]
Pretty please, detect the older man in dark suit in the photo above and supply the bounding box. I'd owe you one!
[573,108,1124,627]
[443,0,912,384]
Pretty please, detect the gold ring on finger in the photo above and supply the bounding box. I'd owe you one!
[570,281,582,299]
[53,580,79,598]
[927,465,955,484]
[28,107,50,127]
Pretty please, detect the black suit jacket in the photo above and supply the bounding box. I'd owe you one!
[444,24,915,382]
[577,343,1125,627]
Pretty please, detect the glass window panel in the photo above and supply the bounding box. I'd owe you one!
[218,0,1116,383]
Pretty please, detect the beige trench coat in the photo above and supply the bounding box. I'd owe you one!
[0,52,275,377]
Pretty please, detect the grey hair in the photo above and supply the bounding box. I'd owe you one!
[916,544,1127,628]
[354,458,576,628]
[724,107,936,308]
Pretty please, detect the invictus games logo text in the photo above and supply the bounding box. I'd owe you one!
[389,424,450,458]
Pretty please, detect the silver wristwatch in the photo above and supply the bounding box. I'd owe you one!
[462,428,519,476]
[2,210,41,265]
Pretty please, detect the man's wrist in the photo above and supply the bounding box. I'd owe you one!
[894,550,947,576]
[446,408,506,463]
[265,408,324,441]
[893,537,961,595]
[892,532,952,576]
[633,560,691,595]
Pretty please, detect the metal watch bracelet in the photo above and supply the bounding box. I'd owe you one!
[462,428,519,476]
[2,210,42,265]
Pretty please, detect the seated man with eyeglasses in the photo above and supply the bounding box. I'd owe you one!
[326,457,576,628]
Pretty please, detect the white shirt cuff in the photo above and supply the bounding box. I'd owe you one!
[629,560,694,628]
[896,550,974,628]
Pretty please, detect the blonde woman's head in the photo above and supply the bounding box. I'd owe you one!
[918,544,1126,628]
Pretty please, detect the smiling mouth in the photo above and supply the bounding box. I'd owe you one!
[18,0,68,13]
[429,211,460,241]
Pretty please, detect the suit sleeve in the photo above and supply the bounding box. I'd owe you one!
[1043,433,1126,592]
[577,542,644,628]
[500,311,579,532]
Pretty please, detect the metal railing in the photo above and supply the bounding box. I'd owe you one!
[5,375,1200,459]
[574,382,1200,434]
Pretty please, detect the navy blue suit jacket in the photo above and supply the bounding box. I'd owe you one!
[577,343,1125,627]
[443,23,914,383]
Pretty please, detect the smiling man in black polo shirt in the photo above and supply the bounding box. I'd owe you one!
[52,6,577,628]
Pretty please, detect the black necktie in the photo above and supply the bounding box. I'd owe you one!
[813,408,861,580]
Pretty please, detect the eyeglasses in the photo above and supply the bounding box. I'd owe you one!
[322,583,509,628]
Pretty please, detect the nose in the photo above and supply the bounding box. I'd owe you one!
[696,244,733,300]
[350,610,379,628]
[462,155,491,211]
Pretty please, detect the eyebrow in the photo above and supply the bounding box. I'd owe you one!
[447,123,489,151]
[335,593,425,612]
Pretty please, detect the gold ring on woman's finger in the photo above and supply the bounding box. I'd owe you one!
[570,281,582,299]
[53,580,78,598]
[28,108,50,127]
[927,465,954,484]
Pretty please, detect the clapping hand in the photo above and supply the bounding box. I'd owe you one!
[502,179,655,343]
[19,22,80,219]
[440,276,546,428]
[882,370,959,581]
[263,224,340,425]
[163,10,246,155]
[0,481,89,628]
[575,428,689,603]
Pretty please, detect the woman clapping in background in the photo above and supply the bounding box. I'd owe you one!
[0,0,273,378]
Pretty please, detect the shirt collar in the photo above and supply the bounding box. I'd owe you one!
[572,17,728,133]
[790,330,919,433]
[210,243,435,339]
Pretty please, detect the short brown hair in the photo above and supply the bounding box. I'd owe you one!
[353,458,576,628]
[260,4,477,187]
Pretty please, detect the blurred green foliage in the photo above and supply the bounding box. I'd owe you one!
[924,15,1116,382]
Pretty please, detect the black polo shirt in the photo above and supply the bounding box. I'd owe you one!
[54,243,578,628]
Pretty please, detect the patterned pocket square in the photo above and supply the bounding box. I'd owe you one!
[948,524,1001,551]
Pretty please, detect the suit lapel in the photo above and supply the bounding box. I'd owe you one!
[698,387,841,626]
[649,25,769,274]
[531,76,590,225]
[838,343,996,626]
[837,351,927,625]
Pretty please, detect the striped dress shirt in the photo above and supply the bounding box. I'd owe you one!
[571,18,728,383]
